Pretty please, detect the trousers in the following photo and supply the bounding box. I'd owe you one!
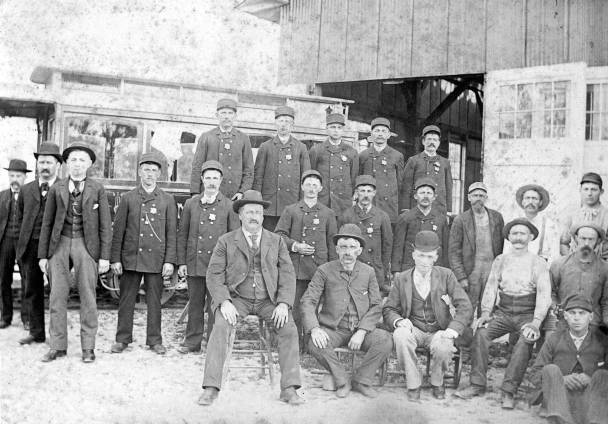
[183,276,214,349]
[20,238,46,340]
[0,236,26,324]
[466,258,493,317]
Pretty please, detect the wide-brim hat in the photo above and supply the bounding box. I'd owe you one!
[516,184,550,212]
[62,142,96,164]
[232,190,270,213]
[201,160,224,176]
[34,141,63,163]
[503,218,539,241]
[4,158,32,173]
[570,221,606,242]
[139,152,166,169]
[414,230,440,252]
[332,223,366,248]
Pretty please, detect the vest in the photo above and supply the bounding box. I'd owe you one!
[32,184,49,239]
[237,244,268,300]
[6,193,20,239]
[410,285,441,333]
[62,190,84,238]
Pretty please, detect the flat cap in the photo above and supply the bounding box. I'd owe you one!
[139,152,166,169]
[216,98,237,111]
[580,172,603,189]
[516,184,550,212]
[333,223,365,248]
[422,125,441,137]
[355,175,376,188]
[201,160,224,176]
[414,231,440,252]
[275,106,295,119]
[371,117,390,130]
[415,177,437,191]
[468,181,488,194]
[326,113,345,126]
[564,294,593,313]
[503,218,539,241]
[301,169,323,184]
[570,221,605,241]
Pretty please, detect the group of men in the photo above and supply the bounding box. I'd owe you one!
[1,97,607,423]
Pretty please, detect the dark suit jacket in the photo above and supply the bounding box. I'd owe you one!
[0,189,15,242]
[448,207,504,281]
[206,228,296,310]
[38,178,112,262]
[402,152,453,213]
[383,266,473,335]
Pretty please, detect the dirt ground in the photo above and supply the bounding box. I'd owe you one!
[0,308,545,424]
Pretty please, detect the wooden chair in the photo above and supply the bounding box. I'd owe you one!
[382,346,463,388]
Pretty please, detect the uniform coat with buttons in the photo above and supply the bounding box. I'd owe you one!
[275,200,338,281]
[189,127,254,198]
[358,145,405,223]
[253,136,311,217]
[391,206,449,271]
[110,186,177,273]
[309,139,358,216]
[402,152,453,213]
[177,193,240,276]
[339,205,393,294]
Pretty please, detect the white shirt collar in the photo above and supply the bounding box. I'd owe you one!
[242,227,263,248]
[201,192,219,204]
[413,268,432,298]
[278,135,290,144]
[39,177,57,187]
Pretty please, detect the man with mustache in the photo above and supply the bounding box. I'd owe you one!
[177,161,239,354]
[449,182,504,315]
[199,190,303,406]
[16,143,62,343]
[301,224,393,399]
[455,218,552,409]
[402,125,453,214]
[0,159,31,329]
[253,106,311,231]
[338,175,393,296]
[189,98,254,201]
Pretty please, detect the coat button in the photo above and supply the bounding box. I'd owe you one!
[198,250,202,254]
[140,234,143,236]
[139,248,143,251]
[207,251,211,254]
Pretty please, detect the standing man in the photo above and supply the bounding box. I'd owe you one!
[449,182,504,314]
[253,106,311,231]
[199,190,303,406]
[402,125,453,214]
[455,218,552,409]
[339,175,393,296]
[110,152,177,355]
[301,224,393,399]
[392,178,449,273]
[309,112,358,216]
[0,159,31,329]
[16,143,62,344]
[275,170,337,347]
[177,160,239,354]
[189,98,254,201]
[38,142,112,363]
[358,117,405,224]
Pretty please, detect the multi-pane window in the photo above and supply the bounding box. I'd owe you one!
[586,83,608,140]
[448,141,465,213]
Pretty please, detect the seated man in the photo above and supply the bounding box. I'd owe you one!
[455,218,552,409]
[301,224,393,398]
[384,231,473,401]
[529,295,608,424]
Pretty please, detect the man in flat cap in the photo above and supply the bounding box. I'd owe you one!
[392,177,449,274]
[275,170,337,348]
[385,231,472,401]
[358,117,405,224]
[38,142,112,363]
[301,224,393,399]
[190,98,254,201]
[529,295,608,424]
[16,143,62,343]
[0,159,31,329]
[455,218,552,409]
[339,175,393,296]
[177,160,240,354]
[253,106,311,231]
[199,190,303,406]
[402,125,453,214]
[449,182,504,315]
[309,113,358,217]
[561,172,608,260]
[110,152,177,355]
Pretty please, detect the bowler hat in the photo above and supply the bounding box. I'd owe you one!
[301,169,322,184]
[355,175,376,189]
[4,159,31,173]
[332,223,365,248]
[201,160,224,176]
[62,142,96,164]
[564,294,593,313]
[326,113,345,126]
[216,98,237,112]
[414,231,440,252]
[139,152,166,169]
[275,106,295,119]
[422,125,441,137]
[580,172,603,189]
[232,190,270,213]
[570,221,605,242]
[34,142,63,163]
[370,117,390,130]
[503,218,539,241]
[516,184,550,212]
[468,181,488,194]
[414,177,437,192]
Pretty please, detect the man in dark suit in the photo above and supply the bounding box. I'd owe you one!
[16,142,62,343]
[198,190,303,406]
[301,224,393,399]
[110,152,177,355]
[38,142,112,363]
[0,158,31,328]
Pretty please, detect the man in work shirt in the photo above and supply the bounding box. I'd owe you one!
[110,152,177,355]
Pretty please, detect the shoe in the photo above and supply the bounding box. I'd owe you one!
[0,320,10,329]
[18,335,45,345]
[454,384,486,399]
[23,322,30,331]
[111,342,128,353]
[151,344,167,355]
[501,392,515,409]
[82,349,95,363]
[41,349,67,362]
[279,387,305,405]
[407,388,421,402]
[432,385,446,400]
[336,381,352,398]
[177,345,201,354]
[352,381,378,398]
[198,387,219,406]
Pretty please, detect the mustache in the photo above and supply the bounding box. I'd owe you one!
[580,245,593,253]
[248,219,259,224]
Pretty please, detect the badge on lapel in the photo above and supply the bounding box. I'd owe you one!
[381,159,387,166]
[286,154,292,160]
[313,218,320,225]
[93,203,99,210]
[341,155,347,162]
[224,143,231,150]
[209,214,216,221]
[150,207,157,214]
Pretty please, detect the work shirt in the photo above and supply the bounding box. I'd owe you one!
[474,210,495,261]
[504,212,560,264]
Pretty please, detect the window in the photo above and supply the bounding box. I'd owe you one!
[586,83,608,140]
[498,81,568,139]
[150,132,196,183]
[449,141,465,213]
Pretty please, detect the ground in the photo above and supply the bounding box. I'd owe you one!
[0,309,546,424]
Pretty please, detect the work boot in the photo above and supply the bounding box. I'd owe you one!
[198,387,219,406]
[82,349,95,363]
[432,385,446,400]
[18,335,45,345]
[336,381,352,398]
[454,384,486,399]
[111,342,128,353]
[177,345,201,354]
[407,387,421,402]
[41,349,67,362]
[151,344,167,355]
[279,387,305,405]
[352,381,378,398]
[501,391,515,409]
[0,320,10,329]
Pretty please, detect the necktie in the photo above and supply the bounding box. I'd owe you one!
[72,180,81,196]
[40,182,49,197]
[250,234,259,250]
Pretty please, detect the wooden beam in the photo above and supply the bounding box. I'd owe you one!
[423,82,469,125]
